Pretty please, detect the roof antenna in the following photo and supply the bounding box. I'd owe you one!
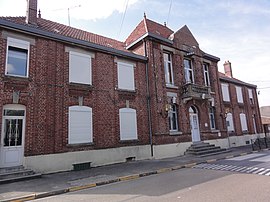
[38,9,41,18]
[144,12,146,18]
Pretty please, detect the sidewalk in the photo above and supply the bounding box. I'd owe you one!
[0,145,258,202]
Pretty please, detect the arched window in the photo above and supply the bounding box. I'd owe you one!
[68,106,92,144]
[119,108,137,140]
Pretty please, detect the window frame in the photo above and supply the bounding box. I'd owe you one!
[209,107,216,130]
[203,63,210,86]
[184,58,194,84]
[117,62,135,91]
[163,52,174,86]
[68,106,93,144]
[226,112,234,132]
[119,108,138,140]
[5,37,30,78]
[240,113,248,132]
[69,51,92,85]
[248,89,254,104]
[168,104,179,132]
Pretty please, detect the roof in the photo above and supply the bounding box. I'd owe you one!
[261,116,270,125]
[0,16,127,51]
[125,16,174,47]
[219,72,257,88]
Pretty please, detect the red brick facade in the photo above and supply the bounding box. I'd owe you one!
[0,0,263,171]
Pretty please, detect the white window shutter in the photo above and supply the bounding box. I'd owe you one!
[226,113,234,131]
[119,108,138,140]
[221,83,230,101]
[236,86,243,103]
[240,113,248,131]
[69,51,91,85]
[69,106,93,144]
[117,62,135,90]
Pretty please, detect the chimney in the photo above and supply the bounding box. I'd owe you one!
[26,0,37,25]
[224,60,233,78]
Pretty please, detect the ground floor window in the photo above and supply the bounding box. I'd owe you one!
[168,104,178,131]
[68,106,93,144]
[209,107,216,130]
[119,108,138,140]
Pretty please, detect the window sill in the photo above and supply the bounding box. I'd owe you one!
[166,84,178,89]
[3,76,30,89]
[117,88,136,93]
[67,142,94,147]
[169,131,183,135]
[211,129,220,133]
[119,139,139,143]
[69,82,93,89]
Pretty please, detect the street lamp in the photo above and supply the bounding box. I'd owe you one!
[224,108,231,148]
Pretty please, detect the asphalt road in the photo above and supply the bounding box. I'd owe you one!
[33,166,270,202]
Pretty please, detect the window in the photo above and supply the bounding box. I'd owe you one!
[209,107,216,129]
[68,106,93,144]
[69,51,92,85]
[236,86,243,103]
[203,63,210,86]
[6,37,30,77]
[240,113,248,132]
[226,112,234,132]
[163,52,174,86]
[117,62,135,90]
[184,59,194,83]
[221,83,230,102]
[119,108,137,140]
[168,104,178,131]
[248,89,254,104]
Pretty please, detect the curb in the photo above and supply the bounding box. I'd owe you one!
[3,149,268,202]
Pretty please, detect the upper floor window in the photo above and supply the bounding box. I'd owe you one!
[226,112,234,132]
[163,52,174,86]
[117,62,135,91]
[248,89,254,104]
[69,51,92,85]
[184,59,194,84]
[119,108,138,140]
[209,107,216,129]
[240,113,248,132]
[6,37,30,77]
[168,104,178,131]
[68,106,93,144]
[221,83,230,102]
[236,86,243,103]
[203,63,210,86]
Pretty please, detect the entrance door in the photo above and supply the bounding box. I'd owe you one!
[189,106,200,142]
[0,105,25,168]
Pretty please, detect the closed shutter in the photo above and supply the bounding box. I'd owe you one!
[221,83,230,101]
[69,51,91,84]
[117,62,135,90]
[236,86,243,103]
[69,106,92,144]
[119,108,138,140]
[240,113,248,131]
[226,113,234,131]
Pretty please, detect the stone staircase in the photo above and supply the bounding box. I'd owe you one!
[0,166,42,184]
[185,141,231,157]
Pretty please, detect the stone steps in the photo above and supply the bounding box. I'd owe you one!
[0,166,41,184]
[185,142,231,157]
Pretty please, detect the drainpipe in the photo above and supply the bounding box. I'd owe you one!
[144,39,153,157]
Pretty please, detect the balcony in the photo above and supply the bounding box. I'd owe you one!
[181,83,211,101]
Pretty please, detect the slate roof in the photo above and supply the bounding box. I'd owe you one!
[0,16,127,52]
[219,72,257,88]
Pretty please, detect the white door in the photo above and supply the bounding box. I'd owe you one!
[0,105,25,168]
[189,107,200,142]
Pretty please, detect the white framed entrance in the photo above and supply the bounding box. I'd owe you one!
[0,104,26,168]
[189,106,201,142]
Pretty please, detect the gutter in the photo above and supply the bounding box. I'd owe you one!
[0,19,147,62]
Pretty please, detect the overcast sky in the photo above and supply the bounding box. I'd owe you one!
[0,0,269,107]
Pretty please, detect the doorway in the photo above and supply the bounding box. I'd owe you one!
[189,106,200,142]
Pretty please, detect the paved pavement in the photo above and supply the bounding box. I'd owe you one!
[0,145,264,202]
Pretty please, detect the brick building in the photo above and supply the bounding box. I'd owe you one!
[0,0,263,173]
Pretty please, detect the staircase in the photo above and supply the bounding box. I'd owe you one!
[185,142,231,157]
[0,166,42,184]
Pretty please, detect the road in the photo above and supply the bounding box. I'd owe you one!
[33,152,270,202]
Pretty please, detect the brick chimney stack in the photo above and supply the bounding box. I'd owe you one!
[26,0,37,25]
[224,60,233,78]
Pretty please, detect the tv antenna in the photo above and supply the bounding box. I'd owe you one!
[52,5,81,26]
